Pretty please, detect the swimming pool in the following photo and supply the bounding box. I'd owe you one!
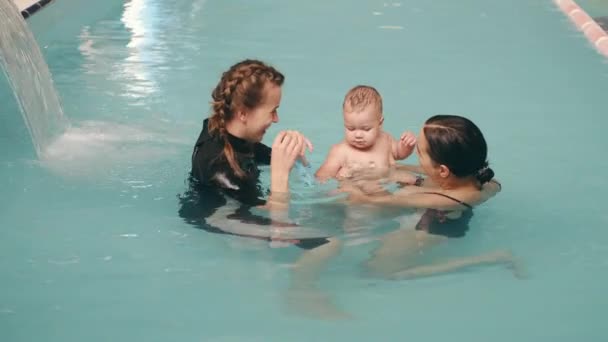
[1,0,607,340]
[577,0,608,17]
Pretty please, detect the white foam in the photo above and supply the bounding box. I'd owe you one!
[38,120,189,179]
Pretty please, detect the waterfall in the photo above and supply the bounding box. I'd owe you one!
[0,0,69,157]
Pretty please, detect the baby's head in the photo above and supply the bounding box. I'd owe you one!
[342,85,384,149]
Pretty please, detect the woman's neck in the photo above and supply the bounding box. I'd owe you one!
[225,120,248,140]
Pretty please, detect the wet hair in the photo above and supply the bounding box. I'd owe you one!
[343,85,383,116]
[423,115,494,184]
[208,59,284,177]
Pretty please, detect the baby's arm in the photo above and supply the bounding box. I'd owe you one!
[392,131,416,160]
[315,143,346,182]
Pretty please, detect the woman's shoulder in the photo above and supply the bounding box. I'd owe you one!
[400,185,476,210]
[193,135,224,163]
[430,179,501,208]
[442,185,494,209]
[428,190,475,210]
[191,124,228,181]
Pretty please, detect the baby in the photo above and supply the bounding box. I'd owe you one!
[315,85,416,187]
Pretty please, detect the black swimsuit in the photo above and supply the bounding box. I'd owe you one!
[178,119,329,249]
[413,178,502,238]
[414,192,474,238]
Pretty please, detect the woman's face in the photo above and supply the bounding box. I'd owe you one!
[243,82,281,143]
[416,128,440,178]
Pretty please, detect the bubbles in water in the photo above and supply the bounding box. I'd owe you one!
[38,120,190,179]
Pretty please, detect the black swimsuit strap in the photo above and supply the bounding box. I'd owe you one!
[420,192,473,209]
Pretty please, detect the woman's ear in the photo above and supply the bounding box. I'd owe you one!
[237,108,248,122]
[438,164,451,178]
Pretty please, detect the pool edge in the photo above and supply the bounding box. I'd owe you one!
[555,0,608,58]
[20,0,54,20]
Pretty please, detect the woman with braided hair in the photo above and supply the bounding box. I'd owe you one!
[178,59,349,319]
[179,59,330,249]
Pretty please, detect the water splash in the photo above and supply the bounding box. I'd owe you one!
[0,0,69,157]
[39,120,190,179]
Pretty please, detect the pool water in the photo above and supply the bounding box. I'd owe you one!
[577,0,608,17]
[1,0,607,341]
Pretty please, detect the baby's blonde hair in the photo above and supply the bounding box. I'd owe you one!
[343,85,383,116]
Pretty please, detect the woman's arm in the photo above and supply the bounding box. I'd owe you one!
[394,164,426,175]
[350,178,502,209]
[387,168,420,186]
[350,189,466,210]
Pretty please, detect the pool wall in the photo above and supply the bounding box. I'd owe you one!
[14,0,55,19]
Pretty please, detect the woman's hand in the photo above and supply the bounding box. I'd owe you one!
[271,130,312,172]
[270,130,313,194]
[387,168,419,186]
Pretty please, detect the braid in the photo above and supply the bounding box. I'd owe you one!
[207,60,284,178]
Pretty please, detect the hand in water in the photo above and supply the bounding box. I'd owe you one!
[295,159,315,187]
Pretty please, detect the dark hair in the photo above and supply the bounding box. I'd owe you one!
[208,59,284,178]
[423,115,494,184]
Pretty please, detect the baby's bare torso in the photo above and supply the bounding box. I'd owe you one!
[337,132,395,179]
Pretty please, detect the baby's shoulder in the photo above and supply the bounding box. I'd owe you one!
[331,141,350,153]
[380,131,395,142]
[376,132,395,151]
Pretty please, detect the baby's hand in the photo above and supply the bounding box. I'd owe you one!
[395,131,416,160]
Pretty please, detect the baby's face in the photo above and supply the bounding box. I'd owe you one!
[343,106,382,150]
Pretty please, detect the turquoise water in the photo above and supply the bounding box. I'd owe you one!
[1,0,608,340]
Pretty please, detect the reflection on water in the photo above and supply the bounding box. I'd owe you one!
[40,0,200,179]
[120,0,160,100]
[78,0,163,104]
